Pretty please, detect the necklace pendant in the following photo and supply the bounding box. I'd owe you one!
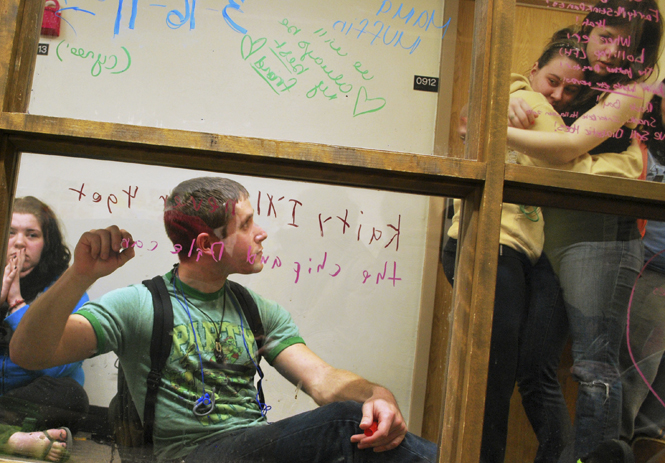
[215,342,225,363]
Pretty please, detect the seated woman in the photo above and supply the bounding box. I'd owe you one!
[0,196,89,460]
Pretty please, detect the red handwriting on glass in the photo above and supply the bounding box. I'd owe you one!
[159,194,236,215]
[69,184,138,214]
[319,211,401,252]
[362,261,401,287]
[293,252,341,284]
[121,238,158,251]
[256,191,302,227]
[171,239,226,262]
[246,247,283,269]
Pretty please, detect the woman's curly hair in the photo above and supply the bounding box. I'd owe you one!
[12,196,71,303]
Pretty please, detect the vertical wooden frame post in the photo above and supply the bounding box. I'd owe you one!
[436,0,515,460]
[0,0,43,264]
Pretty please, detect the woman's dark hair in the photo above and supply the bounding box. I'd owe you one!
[560,0,663,109]
[580,0,663,86]
[536,27,590,71]
[642,80,665,165]
[531,28,593,105]
[12,196,71,303]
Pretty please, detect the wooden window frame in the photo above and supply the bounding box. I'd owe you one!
[2,0,665,462]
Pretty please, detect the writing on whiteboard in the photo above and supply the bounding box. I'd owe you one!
[55,40,132,77]
[240,18,387,117]
[332,0,451,55]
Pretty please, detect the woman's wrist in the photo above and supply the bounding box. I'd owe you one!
[8,299,25,311]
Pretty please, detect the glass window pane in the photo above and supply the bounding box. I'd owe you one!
[1,152,444,461]
[29,1,452,155]
[507,0,664,180]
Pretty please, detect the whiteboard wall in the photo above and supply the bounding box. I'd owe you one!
[30,0,448,154]
[17,153,442,432]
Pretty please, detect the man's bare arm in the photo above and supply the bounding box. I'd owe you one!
[273,343,407,452]
[10,226,134,369]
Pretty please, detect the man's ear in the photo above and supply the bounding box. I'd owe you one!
[195,232,222,255]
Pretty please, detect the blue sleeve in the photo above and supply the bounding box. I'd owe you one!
[73,292,90,312]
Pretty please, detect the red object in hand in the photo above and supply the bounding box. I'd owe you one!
[364,422,379,437]
[41,0,61,37]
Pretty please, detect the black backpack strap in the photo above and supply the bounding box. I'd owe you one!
[226,280,267,409]
[226,280,264,351]
[141,275,173,444]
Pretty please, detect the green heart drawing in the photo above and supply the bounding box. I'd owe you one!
[353,86,386,117]
[240,35,267,61]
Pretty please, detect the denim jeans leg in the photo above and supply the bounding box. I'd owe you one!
[517,252,571,463]
[185,401,437,463]
[633,353,665,438]
[552,239,642,462]
[619,267,665,440]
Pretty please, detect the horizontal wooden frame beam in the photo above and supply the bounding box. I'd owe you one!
[5,114,663,219]
[504,163,665,221]
[1,113,484,198]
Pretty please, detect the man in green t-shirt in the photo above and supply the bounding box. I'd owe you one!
[10,177,436,462]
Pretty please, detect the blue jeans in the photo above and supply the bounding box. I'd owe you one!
[443,239,570,463]
[619,266,665,441]
[184,401,437,463]
[550,238,643,462]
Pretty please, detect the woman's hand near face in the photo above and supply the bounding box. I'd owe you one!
[508,97,537,129]
[2,255,18,304]
[2,250,24,305]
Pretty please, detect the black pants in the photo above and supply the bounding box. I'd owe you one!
[443,238,570,463]
[0,376,89,432]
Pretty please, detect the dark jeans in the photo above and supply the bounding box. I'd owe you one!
[443,239,570,463]
[0,376,89,432]
[184,401,437,463]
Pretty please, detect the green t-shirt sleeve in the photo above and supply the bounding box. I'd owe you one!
[244,287,305,365]
[76,285,153,359]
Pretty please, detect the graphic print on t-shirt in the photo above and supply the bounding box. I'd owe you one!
[163,318,262,425]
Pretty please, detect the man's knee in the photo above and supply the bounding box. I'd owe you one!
[321,401,363,421]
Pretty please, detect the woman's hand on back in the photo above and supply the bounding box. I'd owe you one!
[508,97,537,129]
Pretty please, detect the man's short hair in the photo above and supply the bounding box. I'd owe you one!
[164,177,249,257]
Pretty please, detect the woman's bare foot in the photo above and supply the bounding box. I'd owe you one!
[3,428,70,462]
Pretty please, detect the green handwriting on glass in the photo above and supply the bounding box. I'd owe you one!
[241,35,298,95]
[56,40,131,77]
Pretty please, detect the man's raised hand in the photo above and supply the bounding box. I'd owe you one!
[72,226,135,283]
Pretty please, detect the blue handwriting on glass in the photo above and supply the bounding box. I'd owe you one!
[167,0,196,29]
[332,0,451,55]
